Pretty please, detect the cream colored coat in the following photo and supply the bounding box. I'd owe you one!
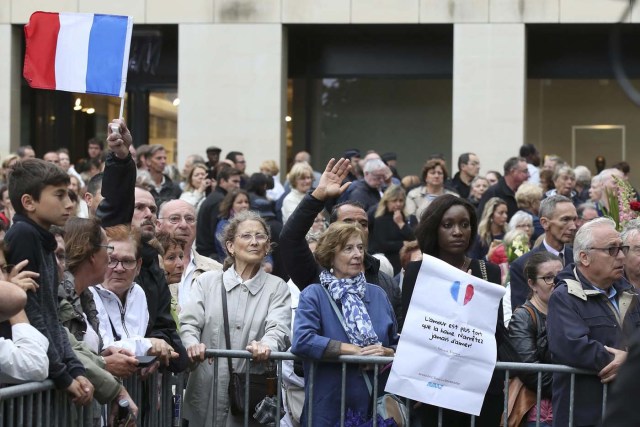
[179,267,292,427]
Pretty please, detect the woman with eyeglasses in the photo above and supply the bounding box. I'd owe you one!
[90,225,179,358]
[180,210,291,426]
[508,251,563,427]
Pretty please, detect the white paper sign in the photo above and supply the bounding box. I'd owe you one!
[386,255,506,416]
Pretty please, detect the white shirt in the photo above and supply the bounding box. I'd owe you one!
[527,163,540,185]
[178,255,197,308]
[0,323,49,384]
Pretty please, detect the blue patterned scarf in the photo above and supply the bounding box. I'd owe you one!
[320,270,380,347]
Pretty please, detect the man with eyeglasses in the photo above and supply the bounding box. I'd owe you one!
[547,217,640,427]
[156,200,221,309]
[340,158,391,213]
[508,195,577,310]
[477,156,530,221]
[451,152,480,199]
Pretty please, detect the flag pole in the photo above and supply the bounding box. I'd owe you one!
[119,97,125,120]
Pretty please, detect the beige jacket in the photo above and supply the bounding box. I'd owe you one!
[179,267,292,426]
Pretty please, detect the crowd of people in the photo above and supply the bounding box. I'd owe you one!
[1,123,640,427]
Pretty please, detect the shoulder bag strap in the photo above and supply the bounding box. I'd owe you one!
[320,285,349,332]
[220,275,234,375]
[320,285,375,396]
[479,259,488,281]
[522,304,538,330]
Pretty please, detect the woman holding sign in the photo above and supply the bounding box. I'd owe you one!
[401,194,511,427]
[292,222,399,426]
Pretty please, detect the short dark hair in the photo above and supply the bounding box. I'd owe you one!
[246,173,273,197]
[8,159,70,215]
[86,173,103,196]
[524,251,561,284]
[16,145,34,158]
[217,167,242,182]
[503,157,526,176]
[457,153,471,170]
[519,144,538,158]
[226,151,243,162]
[414,194,478,256]
[87,138,103,149]
[329,201,366,224]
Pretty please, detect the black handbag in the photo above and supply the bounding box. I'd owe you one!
[220,278,271,416]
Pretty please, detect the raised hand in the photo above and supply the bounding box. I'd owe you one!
[107,119,133,160]
[311,158,352,202]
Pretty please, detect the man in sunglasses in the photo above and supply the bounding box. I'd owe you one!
[547,217,640,427]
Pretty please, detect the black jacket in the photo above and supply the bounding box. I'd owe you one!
[604,330,640,426]
[97,152,187,373]
[451,172,471,199]
[5,214,86,388]
[369,212,415,275]
[340,179,381,212]
[150,174,182,207]
[195,187,227,258]
[476,178,519,221]
[279,193,403,324]
[508,301,552,397]
[135,243,188,373]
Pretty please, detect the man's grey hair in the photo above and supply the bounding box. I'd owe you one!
[552,165,575,182]
[573,217,616,263]
[509,211,533,228]
[539,195,573,219]
[621,219,640,245]
[363,158,387,174]
[577,202,598,219]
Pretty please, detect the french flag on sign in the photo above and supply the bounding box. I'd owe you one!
[23,11,133,97]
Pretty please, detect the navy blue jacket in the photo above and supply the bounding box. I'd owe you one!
[547,264,640,427]
[292,283,398,426]
[508,244,573,310]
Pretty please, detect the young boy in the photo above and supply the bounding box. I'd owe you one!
[5,159,94,404]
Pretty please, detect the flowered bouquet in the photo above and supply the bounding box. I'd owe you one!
[605,176,640,231]
[506,233,530,263]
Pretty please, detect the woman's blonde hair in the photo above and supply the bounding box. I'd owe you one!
[375,185,406,218]
[478,197,508,247]
[287,162,314,189]
[314,222,365,270]
[185,163,208,192]
[260,160,279,176]
[515,182,543,210]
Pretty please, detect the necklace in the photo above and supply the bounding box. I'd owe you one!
[459,257,470,271]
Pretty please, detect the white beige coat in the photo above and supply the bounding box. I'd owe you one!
[179,267,292,427]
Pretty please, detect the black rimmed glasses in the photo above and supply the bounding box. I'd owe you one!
[587,246,630,257]
[536,275,556,285]
[107,258,138,270]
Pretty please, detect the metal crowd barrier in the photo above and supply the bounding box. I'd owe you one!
[0,369,186,427]
[204,349,607,427]
[0,351,609,427]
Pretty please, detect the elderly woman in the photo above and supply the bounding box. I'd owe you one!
[180,163,211,212]
[468,197,508,261]
[508,252,562,427]
[509,210,534,242]
[157,232,185,321]
[545,165,581,205]
[281,162,314,223]
[90,225,176,359]
[401,194,510,426]
[180,210,291,427]
[292,222,399,426]
[468,176,490,208]
[369,185,416,275]
[406,159,458,220]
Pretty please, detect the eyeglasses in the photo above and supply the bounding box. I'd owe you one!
[98,244,114,254]
[236,233,269,243]
[587,246,630,257]
[0,264,14,274]
[159,215,196,225]
[536,275,556,285]
[107,258,138,270]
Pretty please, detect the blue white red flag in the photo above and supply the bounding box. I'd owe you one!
[23,11,133,97]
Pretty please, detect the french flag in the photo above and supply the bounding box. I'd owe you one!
[23,11,133,97]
